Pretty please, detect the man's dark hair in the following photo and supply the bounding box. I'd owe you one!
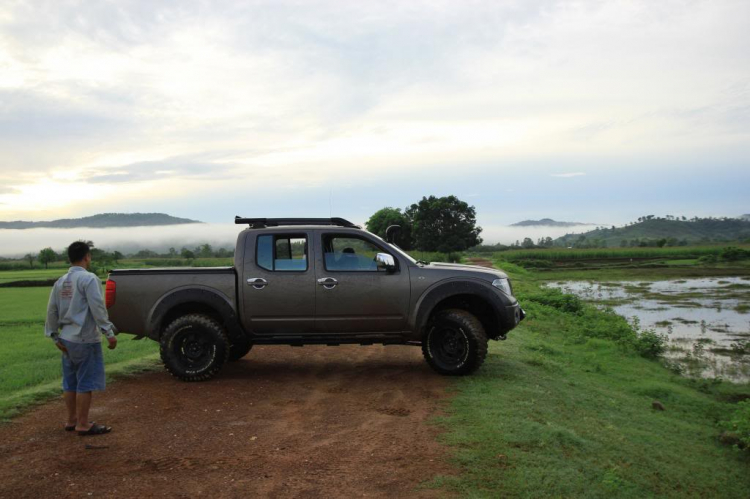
[67,241,91,264]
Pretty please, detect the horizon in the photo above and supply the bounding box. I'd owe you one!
[1,211,749,258]
[1,1,748,232]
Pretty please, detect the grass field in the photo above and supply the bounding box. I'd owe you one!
[0,269,68,284]
[432,268,750,497]
[0,285,158,420]
[493,245,750,262]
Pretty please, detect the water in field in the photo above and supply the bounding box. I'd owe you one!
[547,277,750,381]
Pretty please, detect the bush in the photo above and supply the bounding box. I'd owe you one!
[722,400,750,450]
[634,329,668,359]
[526,288,584,314]
[720,246,750,261]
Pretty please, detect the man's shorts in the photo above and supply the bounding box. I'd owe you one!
[60,339,106,392]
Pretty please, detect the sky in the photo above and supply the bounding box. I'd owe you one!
[0,0,748,245]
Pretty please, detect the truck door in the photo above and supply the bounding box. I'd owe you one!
[241,231,315,334]
[314,231,410,333]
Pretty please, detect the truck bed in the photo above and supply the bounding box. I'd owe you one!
[107,267,237,339]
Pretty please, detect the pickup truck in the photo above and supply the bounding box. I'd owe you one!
[106,217,524,381]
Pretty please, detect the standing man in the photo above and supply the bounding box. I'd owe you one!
[45,241,117,436]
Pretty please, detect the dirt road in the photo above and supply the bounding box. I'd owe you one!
[0,346,454,498]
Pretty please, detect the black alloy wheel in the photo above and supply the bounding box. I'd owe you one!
[422,309,488,375]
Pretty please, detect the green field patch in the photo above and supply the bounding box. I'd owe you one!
[0,322,159,419]
[435,284,750,497]
[0,269,66,284]
[0,287,54,324]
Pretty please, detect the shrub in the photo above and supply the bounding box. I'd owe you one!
[634,329,668,359]
[722,400,750,450]
[525,288,583,314]
[720,246,750,261]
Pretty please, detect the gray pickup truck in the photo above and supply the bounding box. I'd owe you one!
[106,217,524,381]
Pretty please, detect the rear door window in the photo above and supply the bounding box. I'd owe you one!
[256,234,308,271]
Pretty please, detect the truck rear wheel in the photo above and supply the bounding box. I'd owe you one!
[422,309,488,375]
[160,314,229,381]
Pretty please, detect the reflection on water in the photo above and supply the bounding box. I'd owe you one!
[547,278,750,382]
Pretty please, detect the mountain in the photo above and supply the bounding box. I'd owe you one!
[555,217,750,246]
[511,218,592,227]
[0,213,201,229]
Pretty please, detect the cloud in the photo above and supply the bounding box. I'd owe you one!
[0,186,19,195]
[80,156,241,184]
[550,172,586,178]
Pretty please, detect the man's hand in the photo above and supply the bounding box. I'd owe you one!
[107,336,117,350]
[54,341,68,354]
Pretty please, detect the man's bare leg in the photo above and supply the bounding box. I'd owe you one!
[63,391,77,427]
[74,392,93,432]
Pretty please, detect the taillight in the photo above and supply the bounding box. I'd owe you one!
[105,280,116,309]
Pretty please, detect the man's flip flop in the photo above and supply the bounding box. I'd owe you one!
[77,423,112,436]
[65,421,91,432]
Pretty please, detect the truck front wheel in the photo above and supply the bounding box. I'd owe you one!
[422,309,488,375]
[160,314,230,381]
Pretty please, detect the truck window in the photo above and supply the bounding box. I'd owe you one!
[256,234,308,271]
[322,235,389,272]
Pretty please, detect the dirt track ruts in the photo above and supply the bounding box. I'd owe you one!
[0,345,455,498]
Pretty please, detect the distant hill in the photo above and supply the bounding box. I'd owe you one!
[742,214,750,221]
[0,213,201,229]
[511,218,592,227]
[555,217,750,246]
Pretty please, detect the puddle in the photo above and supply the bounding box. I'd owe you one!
[547,277,750,382]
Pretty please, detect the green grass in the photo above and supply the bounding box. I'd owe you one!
[495,246,747,262]
[0,268,68,284]
[0,284,158,420]
[432,268,750,497]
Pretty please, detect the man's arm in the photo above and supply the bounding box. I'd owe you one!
[84,275,116,340]
[44,285,60,342]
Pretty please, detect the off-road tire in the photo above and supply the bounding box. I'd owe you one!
[160,314,230,381]
[228,336,253,361]
[422,309,488,375]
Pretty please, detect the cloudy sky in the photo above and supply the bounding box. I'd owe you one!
[1,0,748,241]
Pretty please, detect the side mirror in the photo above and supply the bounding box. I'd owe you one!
[376,253,397,272]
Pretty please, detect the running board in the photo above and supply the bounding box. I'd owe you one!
[249,334,419,347]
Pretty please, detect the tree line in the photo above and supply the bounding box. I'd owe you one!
[20,242,235,269]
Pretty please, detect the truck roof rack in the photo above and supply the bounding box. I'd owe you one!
[234,217,361,229]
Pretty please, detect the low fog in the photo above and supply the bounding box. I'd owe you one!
[0,223,597,258]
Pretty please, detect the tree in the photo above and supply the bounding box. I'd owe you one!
[198,244,214,258]
[181,248,195,259]
[405,195,482,253]
[168,247,177,258]
[365,207,413,250]
[38,248,57,269]
[112,251,123,263]
[521,237,534,249]
[24,253,35,268]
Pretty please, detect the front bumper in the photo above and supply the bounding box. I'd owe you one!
[490,301,524,340]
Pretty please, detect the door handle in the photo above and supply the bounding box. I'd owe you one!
[247,278,268,289]
[317,277,338,289]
